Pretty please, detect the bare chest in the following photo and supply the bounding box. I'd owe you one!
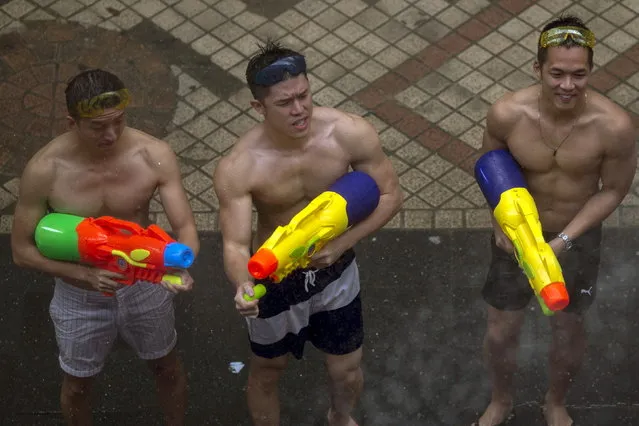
[508,119,603,175]
[49,162,157,220]
[251,147,350,213]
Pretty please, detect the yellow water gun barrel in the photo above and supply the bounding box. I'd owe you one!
[248,192,349,282]
[247,171,381,284]
[494,188,569,312]
[475,149,569,315]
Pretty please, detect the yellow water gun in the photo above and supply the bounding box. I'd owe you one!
[244,171,380,301]
[475,149,569,315]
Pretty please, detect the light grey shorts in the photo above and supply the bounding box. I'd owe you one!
[49,278,177,378]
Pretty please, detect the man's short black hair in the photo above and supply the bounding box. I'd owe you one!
[245,40,306,100]
[537,15,594,69]
[65,69,126,119]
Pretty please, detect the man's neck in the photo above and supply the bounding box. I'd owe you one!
[264,124,311,151]
[539,90,587,123]
[74,140,121,164]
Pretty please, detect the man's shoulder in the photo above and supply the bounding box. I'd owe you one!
[216,144,255,175]
[127,128,178,164]
[319,106,366,126]
[214,136,257,189]
[591,91,634,136]
[128,127,170,149]
[485,87,536,135]
[213,153,255,199]
[321,107,376,142]
[24,134,70,176]
[219,123,264,159]
[22,147,57,186]
[491,87,534,117]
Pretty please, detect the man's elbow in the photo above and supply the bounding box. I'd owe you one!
[12,251,24,267]
[190,239,201,257]
[389,183,404,214]
[222,242,251,270]
[602,184,631,204]
[12,245,31,268]
[179,226,200,257]
[616,185,633,202]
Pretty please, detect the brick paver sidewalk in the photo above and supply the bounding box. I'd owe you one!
[0,0,637,232]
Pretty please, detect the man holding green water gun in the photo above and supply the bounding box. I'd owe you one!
[10,69,199,426]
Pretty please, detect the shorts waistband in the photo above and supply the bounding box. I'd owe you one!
[255,248,356,285]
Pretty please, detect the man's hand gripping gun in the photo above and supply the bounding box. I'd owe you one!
[35,213,195,295]
[474,149,569,316]
[244,171,381,301]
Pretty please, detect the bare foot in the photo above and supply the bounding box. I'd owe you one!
[473,400,514,426]
[543,401,573,426]
[327,409,357,426]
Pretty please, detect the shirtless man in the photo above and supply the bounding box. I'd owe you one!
[213,41,402,426]
[10,69,199,426]
[475,16,636,426]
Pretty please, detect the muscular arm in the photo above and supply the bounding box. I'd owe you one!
[335,114,403,249]
[213,153,254,289]
[560,116,637,240]
[155,143,200,256]
[481,96,516,230]
[481,97,512,153]
[11,159,90,282]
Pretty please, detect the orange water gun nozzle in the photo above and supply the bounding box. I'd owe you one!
[540,282,570,311]
[248,249,279,280]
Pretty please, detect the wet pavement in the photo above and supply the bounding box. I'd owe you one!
[2,229,639,425]
[0,0,638,424]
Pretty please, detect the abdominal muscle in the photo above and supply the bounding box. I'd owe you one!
[525,169,599,232]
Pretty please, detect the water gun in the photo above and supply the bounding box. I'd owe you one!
[244,171,380,301]
[34,213,195,295]
[474,149,569,316]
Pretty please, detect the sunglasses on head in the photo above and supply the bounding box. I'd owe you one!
[75,88,131,118]
[253,55,307,87]
[539,26,596,49]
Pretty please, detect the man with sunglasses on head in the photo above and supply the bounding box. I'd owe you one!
[474,15,636,426]
[11,69,199,426]
[213,41,402,426]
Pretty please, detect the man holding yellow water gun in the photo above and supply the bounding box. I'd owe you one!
[472,16,636,426]
[214,41,402,426]
[10,69,199,426]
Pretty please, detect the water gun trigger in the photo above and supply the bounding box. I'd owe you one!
[305,235,323,257]
[103,259,135,288]
[512,240,523,264]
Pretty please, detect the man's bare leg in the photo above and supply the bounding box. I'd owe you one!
[247,354,288,426]
[61,373,94,426]
[543,311,586,426]
[147,349,187,426]
[475,306,525,426]
[325,348,363,426]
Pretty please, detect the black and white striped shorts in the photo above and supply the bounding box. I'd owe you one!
[247,249,364,360]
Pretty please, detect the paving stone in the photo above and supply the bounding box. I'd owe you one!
[0,0,638,231]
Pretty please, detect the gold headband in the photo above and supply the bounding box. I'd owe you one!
[74,88,131,118]
[539,26,596,49]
